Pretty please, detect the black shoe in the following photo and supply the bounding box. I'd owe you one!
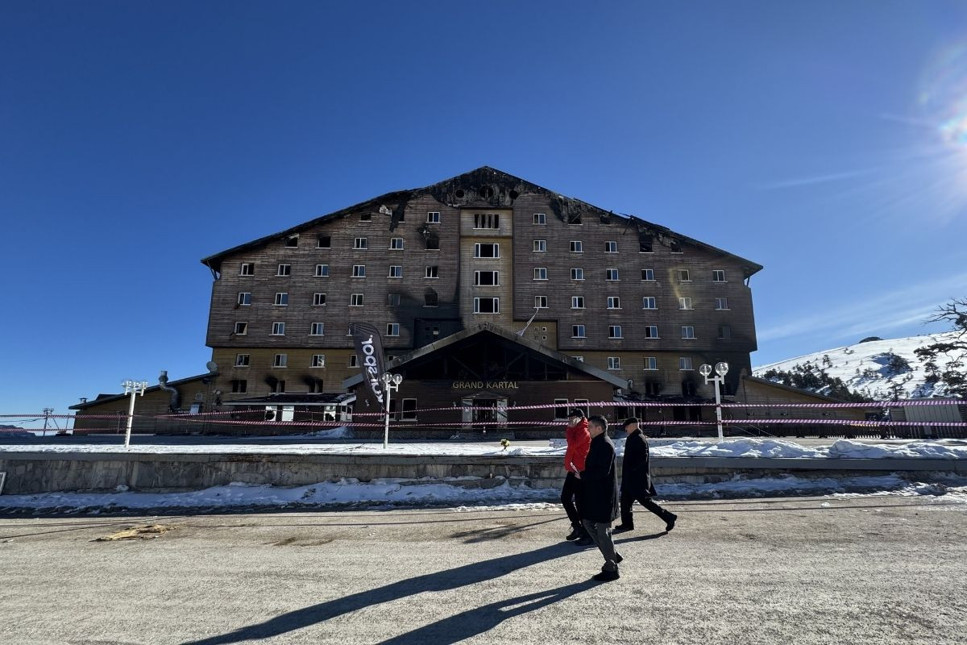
[593,569,620,582]
[565,526,583,541]
[575,536,594,546]
[665,513,677,532]
[613,524,634,533]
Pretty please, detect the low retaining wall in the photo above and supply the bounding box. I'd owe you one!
[1,452,965,495]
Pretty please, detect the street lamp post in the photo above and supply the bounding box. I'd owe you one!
[380,372,403,449]
[699,362,729,441]
[42,408,53,437]
[121,379,149,448]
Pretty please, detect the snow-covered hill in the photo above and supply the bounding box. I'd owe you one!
[753,331,963,400]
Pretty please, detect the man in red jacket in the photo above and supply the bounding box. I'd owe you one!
[561,407,591,543]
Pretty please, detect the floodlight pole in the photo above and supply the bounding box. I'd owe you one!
[121,380,148,448]
[381,373,403,449]
[699,363,729,441]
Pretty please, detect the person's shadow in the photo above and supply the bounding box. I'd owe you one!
[182,542,596,644]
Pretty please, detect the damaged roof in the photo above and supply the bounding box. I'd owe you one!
[200,166,763,278]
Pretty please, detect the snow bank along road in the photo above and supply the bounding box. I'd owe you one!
[1,495,965,644]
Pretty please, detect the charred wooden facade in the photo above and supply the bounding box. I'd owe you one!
[199,167,763,425]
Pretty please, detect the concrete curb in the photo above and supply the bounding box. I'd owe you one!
[1,451,965,495]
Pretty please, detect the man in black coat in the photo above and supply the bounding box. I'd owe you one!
[579,415,622,582]
[615,417,677,533]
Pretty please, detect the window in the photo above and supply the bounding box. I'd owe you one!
[606,269,619,281]
[276,264,291,277]
[644,381,661,396]
[608,356,621,370]
[535,296,548,308]
[388,293,401,306]
[426,236,440,250]
[609,325,623,339]
[317,235,331,248]
[554,399,570,419]
[678,269,690,282]
[311,354,326,368]
[473,297,499,314]
[313,293,326,306]
[427,211,441,223]
[718,324,732,340]
[315,264,330,277]
[350,294,364,306]
[390,237,404,250]
[682,325,696,339]
[670,241,682,253]
[233,322,248,335]
[360,211,372,221]
[425,266,439,278]
[231,379,247,393]
[473,243,499,258]
[534,267,548,280]
[607,296,621,309]
[679,297,693,310]
[644,356,658,371]
[473,213,500,229]
[274,353,288,368]
[641,268,655,281]
[713,270,726,283]
[570,268,584,281]
[239,262,255,276]
[605,241,618,253]
[639,238,653,253]
[570,241,583,253]
[401,398,418,421]
[285,235,298,248]
[349,354,359,368]
[572,325,586,338]
[680,357,693,371]
[272,292,287,306]
[310,322,325,336]
[644,325,659,338]
[237,292,251,306]
[568,214,583,225]
[533,212,546,225]
[386,323,400,336]
[353,237,368,250]
[533,239,547,252]
[389,265,402,278]
[642,297,657,310]
[571,296,585,309]
[271,322,285,336]
[352,265,366,278]
[715,297,729,310]
[424,290,438,306]
[234,354,250,367]
[474,271,499,286]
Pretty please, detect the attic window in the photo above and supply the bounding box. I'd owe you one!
[317,235,331,248]
[639,237,653,253]
[568,214,583,225]
[670,241,682,253]
[480,186,494,198]
[360,212,372,221]
[285,235,299,248]
[455,189,465,198]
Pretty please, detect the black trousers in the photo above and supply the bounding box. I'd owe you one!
[560,472,584,527]
[620,489,668,527]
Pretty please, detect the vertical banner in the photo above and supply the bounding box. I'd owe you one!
[350,322,386,405]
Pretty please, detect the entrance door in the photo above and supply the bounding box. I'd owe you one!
[472,398,508,430]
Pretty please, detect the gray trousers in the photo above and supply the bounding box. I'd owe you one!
[581,519,619,572]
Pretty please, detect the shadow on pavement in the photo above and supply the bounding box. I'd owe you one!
[181,542,591,645]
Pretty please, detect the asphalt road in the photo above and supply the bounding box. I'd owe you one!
[1,495,965,644]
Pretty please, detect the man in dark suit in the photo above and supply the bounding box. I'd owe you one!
[579,415,622,582]
[614,417,677,533]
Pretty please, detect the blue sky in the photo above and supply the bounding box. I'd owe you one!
[2,1,966,419]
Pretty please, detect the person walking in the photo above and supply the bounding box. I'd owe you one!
[561,407,590,543]
[614,417,677,533]
[579,415,622,582]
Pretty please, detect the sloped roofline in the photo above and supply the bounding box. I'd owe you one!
[740,374,858,404]
[342,322,629,389]
[200,166,763,277]
[69,372,218,410]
